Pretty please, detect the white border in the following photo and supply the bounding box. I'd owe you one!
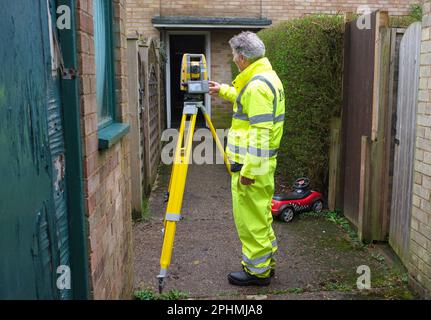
[165,30,211,129]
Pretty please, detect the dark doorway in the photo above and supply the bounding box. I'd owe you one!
[169,34,207,128]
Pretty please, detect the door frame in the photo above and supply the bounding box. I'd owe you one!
[165,30,211,129]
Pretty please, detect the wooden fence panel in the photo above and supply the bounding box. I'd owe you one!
[341,12,377,226]
[147,42,161,188]
[341,11,397,242]
[137,39,162,194]
[127,38,145,216]
[389,22,421,264]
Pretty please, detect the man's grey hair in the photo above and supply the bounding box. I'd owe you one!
[229,31,266,62]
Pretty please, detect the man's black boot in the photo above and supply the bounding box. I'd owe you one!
[228,271,271,286]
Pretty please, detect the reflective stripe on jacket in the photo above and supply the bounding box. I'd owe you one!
[219,57,285,179]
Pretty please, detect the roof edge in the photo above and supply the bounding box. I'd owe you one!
[152,16,272,28]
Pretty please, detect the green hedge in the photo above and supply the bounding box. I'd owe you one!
[230,12,419,193]
[257,15,344,194]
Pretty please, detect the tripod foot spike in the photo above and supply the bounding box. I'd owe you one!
[158,277,165,294]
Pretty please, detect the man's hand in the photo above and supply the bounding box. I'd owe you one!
[208,81,221,96]
[240,176,255,185]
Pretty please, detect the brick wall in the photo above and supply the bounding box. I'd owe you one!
[76,0,134,299]
[410,0,431,299]
[126,0,413,38]
[126,0,413,128]
[210,30,237,128]
[127,0,160,38]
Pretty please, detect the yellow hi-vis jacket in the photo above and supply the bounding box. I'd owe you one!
[219,57,285,179]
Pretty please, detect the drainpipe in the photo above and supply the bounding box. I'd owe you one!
[57,0,91,300]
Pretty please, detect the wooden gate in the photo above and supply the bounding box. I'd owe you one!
[389,22,421,265]
[337,11,414,242]
[341,11,394,241]
[341,12,377,226]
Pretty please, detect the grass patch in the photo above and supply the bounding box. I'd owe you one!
[285,287,305,294]
[372,265,409,288]
[366,267,415,300]
[297,209,365,249]
[324,211,365,250]
[141,197,150,220]
[256,288,306,296]
[316,267,413,299]
[132,196,151,223]
[298,210,326,219]
[321,281,355,292]
[134,288,189,300]
[371,252,386,263]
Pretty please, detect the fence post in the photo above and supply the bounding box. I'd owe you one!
[358,135,372,242]
[371,11,390,141]
[369,11,391,241]
[127,36,144,218]
[328,117,342,211]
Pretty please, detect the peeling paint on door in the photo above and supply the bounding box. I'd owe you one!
[0,0,71,299]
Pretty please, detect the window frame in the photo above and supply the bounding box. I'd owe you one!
[94,0,116,130]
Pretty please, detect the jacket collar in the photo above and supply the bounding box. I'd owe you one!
[232,57,273,89]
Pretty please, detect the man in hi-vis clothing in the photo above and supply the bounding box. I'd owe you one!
[209,32,285,286]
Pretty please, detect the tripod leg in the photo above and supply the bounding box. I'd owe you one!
[165,114,187,203]
[200,108,232,175]
[157,112,197,292]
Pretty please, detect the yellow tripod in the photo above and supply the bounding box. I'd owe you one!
[157,100,231,293]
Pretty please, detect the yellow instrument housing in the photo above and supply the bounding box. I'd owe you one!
[180,54,208,92]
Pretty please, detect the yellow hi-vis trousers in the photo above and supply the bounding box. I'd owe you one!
[231,160,278,278]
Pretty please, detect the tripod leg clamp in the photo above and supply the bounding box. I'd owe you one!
[165,213,182,221]
[183,102,199,115]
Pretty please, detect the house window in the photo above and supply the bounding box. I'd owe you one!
[93,0,115,128]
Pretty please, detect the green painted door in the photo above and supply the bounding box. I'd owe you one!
[0,0,72,299]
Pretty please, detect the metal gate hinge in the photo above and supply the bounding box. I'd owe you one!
[61,68,77,80]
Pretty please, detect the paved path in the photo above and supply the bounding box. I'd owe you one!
[133,164,414,300]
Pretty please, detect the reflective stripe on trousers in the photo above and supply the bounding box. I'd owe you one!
[242,238,278,275]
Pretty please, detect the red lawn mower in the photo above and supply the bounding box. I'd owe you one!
[271,177,324,223]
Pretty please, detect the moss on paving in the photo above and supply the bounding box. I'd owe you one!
[269,212,416,300]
